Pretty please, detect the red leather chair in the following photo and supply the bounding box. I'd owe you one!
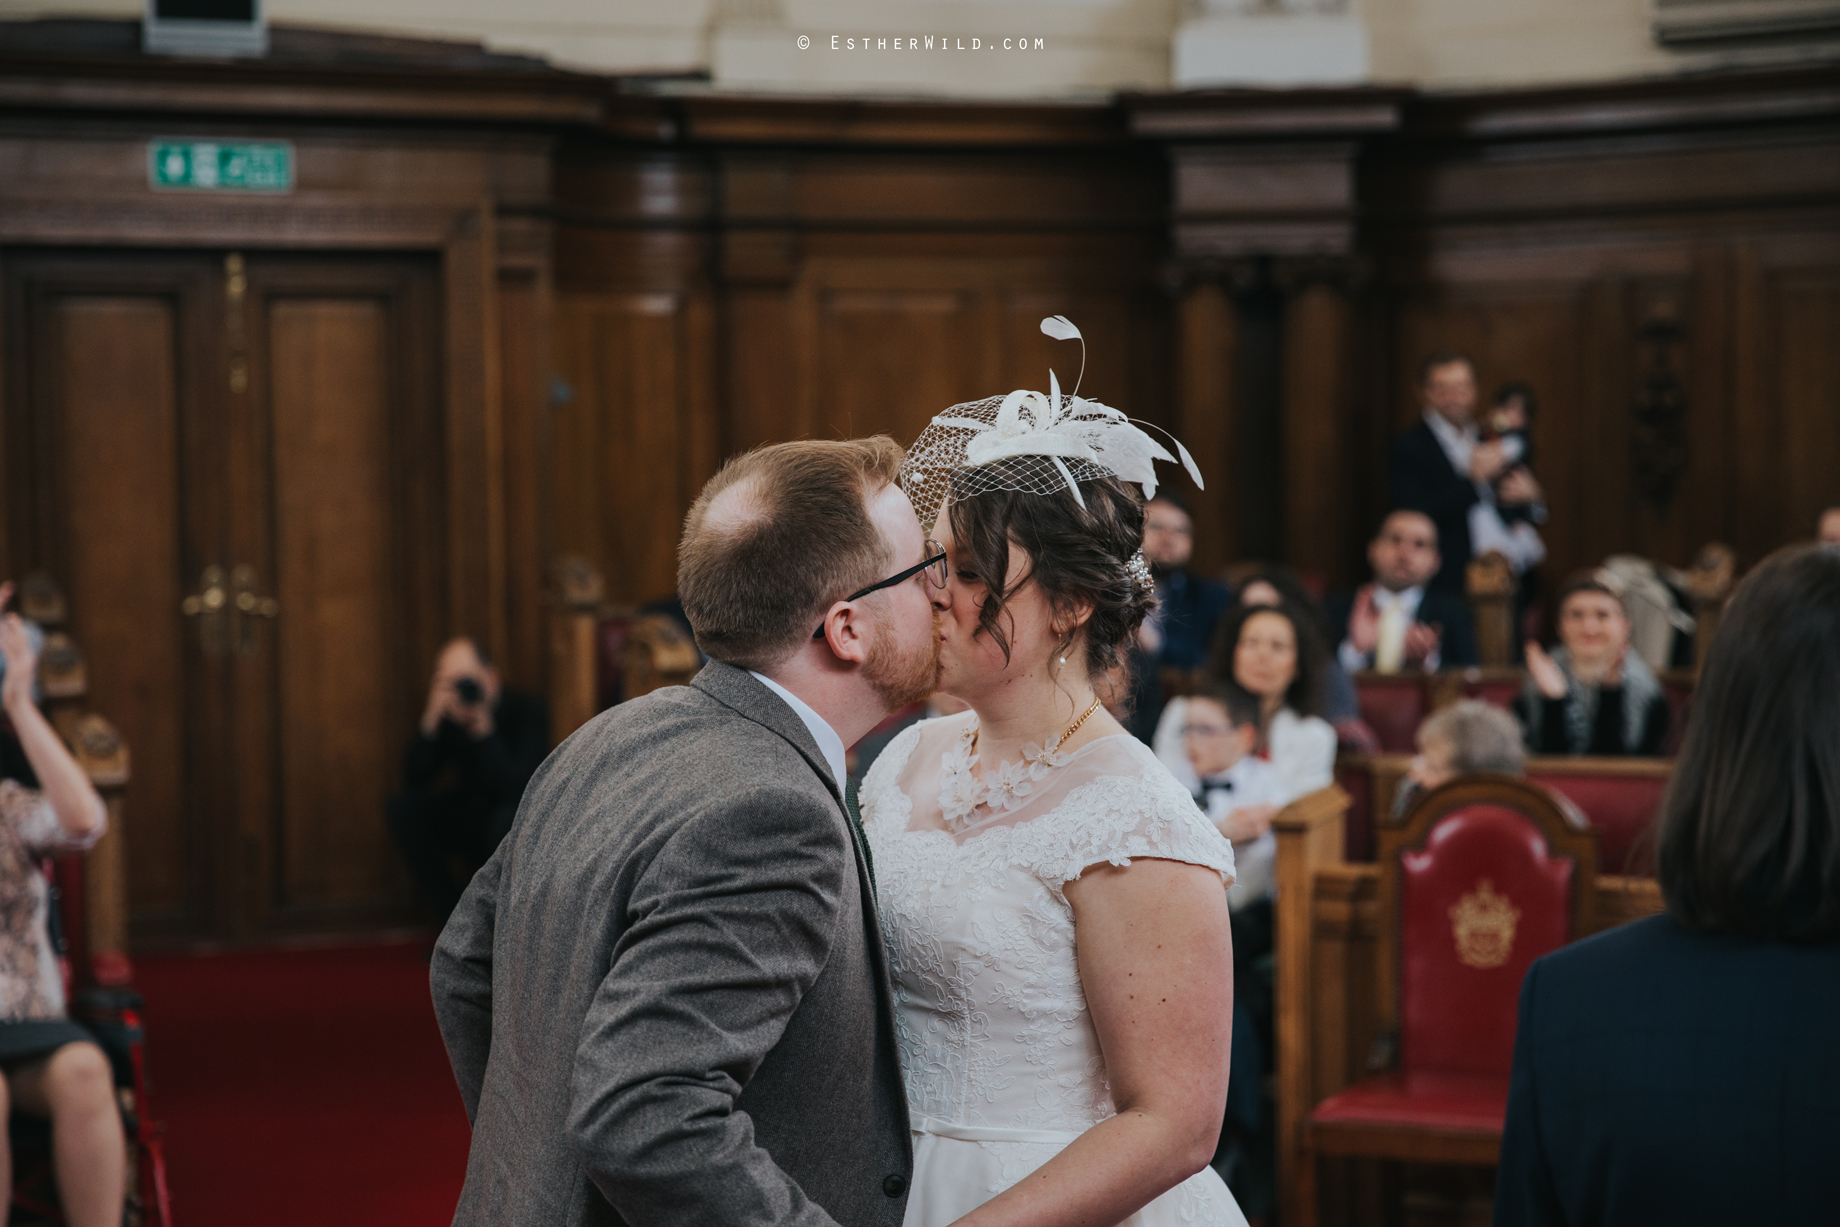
[1298,775,1597,1224]
[1526,761,1670,875]
[1353,673,1433,754]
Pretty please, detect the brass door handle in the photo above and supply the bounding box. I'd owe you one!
[181,565,229,657]
[229,564,279,657]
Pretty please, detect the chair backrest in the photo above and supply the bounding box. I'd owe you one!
[1377,775,1598,1077]
[1354,672,1432,754]
[1455,666,1525,712]
[1525,758,1671,874]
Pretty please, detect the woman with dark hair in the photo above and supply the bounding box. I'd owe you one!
[1518,571,1669,756]
[0,583,125,1225]
[1155,600,1337,803]
[1231,564,1357,722]
[860,323,1249,1227]
[1495,544,1840,1226]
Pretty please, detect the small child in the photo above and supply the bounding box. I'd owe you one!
[1485,381,1538,479]
[1182,681,1295,912]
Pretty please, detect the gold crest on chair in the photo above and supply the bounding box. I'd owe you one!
[1449,879,1522,969]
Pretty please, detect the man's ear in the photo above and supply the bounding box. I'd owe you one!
[819,601,872,666]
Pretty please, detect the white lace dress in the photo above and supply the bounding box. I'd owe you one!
[861,712,1249,1227]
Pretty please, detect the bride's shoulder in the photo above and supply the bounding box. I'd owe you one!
[1010,735,1234,889]
[860,708,975,796]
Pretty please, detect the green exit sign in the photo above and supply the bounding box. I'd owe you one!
[149,141,293,193]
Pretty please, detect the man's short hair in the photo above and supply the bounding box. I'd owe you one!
[1418,349,1477,387]
[1190,679,1262,730]
[1146,490,1191,518]
[1418,700,1525,775]
[1376,508,1438,548]
[678,437,906,671]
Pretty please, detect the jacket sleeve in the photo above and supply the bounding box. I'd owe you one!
[566,786,850,1227]
[1638,693,1670,756]
[430,831,506,1122]
[1494,960,1568,1226]
[1432,594,1480,668]
[1390,428,1479,522]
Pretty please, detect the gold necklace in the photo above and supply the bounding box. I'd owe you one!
[968,695,1104,759]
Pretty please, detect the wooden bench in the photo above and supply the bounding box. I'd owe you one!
[1273,784,1665,1226]
[1336,753,1672,875]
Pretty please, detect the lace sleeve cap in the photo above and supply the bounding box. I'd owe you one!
[1025,744,1236,892]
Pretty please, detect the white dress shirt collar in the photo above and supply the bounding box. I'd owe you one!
[748,671,849,791]
[1372,584,1425,618]
[1424,407,1478,476]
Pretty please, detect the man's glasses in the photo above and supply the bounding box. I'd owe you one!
[812,541,949,639]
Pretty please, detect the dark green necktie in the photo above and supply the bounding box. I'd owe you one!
[844,778,875,893]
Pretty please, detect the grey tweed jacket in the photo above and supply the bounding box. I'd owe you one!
[432,662,913,1227]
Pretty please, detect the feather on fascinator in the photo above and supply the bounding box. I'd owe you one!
[899,315,1205,531]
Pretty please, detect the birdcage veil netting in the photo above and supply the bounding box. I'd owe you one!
[897,315,1206,567]
[899,394,1121,531]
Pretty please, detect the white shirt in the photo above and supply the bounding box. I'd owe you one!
[748,671,848,791]
[1338,584,1433,673]
[1424,409,1546,577]
[1198,755,1292,912]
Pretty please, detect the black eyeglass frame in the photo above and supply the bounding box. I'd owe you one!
[812,542,948,639]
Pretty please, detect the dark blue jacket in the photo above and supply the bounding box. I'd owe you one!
[1496,913,1840,1226]
[1324,585,1480,670]
[1156,569,1233,671]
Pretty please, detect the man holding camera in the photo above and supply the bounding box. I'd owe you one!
[387,637,548,926]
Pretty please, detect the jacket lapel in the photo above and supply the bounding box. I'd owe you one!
[690,661,877,884]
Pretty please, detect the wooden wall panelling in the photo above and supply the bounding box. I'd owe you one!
[1281,277,1355,583]
[496,215,555,694]
[1176,281,1239,571]
[443,203,506,664]
[1735,235,1840,560]
[553,291,697,607]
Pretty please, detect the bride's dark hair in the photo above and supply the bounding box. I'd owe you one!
[945,462,1156,682]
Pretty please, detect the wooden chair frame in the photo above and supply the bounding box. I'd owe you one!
[1368,775,1598,1040]
[1275,776,1642,1225]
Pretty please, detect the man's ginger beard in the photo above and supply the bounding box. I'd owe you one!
[862,610,942,709]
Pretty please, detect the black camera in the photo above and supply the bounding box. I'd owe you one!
[453,677,486,706]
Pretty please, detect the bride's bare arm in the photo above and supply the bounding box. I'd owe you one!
[948,857,1234,1227]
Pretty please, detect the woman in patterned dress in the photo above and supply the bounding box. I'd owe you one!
[0,583,124,1225]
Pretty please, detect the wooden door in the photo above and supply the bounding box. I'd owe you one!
[1,249,445,943]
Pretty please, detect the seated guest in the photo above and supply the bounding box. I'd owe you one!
[387,637,548,926]
[1181,678,1291,1218]
[1327,510,1479,674]
[1518,574,1668,756]
[1157,600,1337,802]
[1182,680,1294,908]
[1127,492,1232,743]
[1391,699,1525,816]
[1389,350,1546,593]
[1235,564,1358,722]
[0,583,124,1225]
[1819,505,1840,546]
[1496,543,1840,1226]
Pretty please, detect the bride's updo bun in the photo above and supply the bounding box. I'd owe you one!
[946,460,1156,682]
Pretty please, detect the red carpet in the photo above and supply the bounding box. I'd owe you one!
[132,940,470,1226]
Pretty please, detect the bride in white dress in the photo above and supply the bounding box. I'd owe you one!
[860,322,1250,1227]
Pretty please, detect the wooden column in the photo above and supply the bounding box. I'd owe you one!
[1176,278,1239,572]
[1279,268,1357,584]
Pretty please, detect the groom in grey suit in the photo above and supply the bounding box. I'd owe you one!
[432,437,943,1227]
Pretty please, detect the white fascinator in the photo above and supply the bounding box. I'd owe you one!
[900,315,1204,535]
